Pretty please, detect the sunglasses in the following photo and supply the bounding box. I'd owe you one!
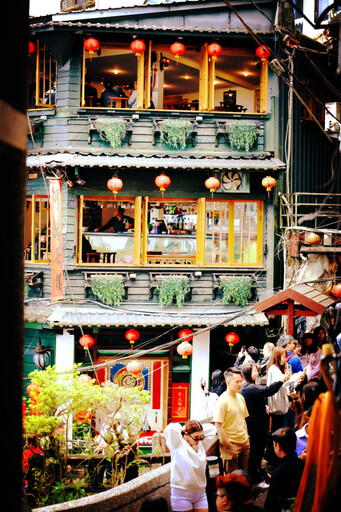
[188,433,205,441]
[214,492,226,498]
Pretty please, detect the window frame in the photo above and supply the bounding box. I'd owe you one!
[25,195,51,263]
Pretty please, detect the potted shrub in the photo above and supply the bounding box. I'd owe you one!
[156,275,191,307]
[96,118,127,149]
[219,276,253,306]
[90,274,126,306]
[159,119,194,149]
[226,121,259,151]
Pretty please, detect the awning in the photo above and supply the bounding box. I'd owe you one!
[26,153,285,171]
[25,301,269,329]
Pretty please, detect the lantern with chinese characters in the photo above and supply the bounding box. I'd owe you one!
[107,176,123,196]
[79,334,95,350]
[125,328,140,347]
[177,341,193,359]
[205,176,220,197]
[155,173,171,197]
[179,328,194,342]
[127,359,143,375]
[130,39,146,57]
[261,176,276,197]
[225,332,240,353]
[84,37,100,61]
[28,42,35,55]
[332,283,341,298]
[170,42,186,64]
[207,43,222,61]
[256,45,271,59]
[305,232,321,245]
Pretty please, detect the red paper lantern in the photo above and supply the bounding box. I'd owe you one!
[27,383,41,397]
[305,233,321,245]
[127,359,143,375]
[84,37,100,61]
[207,43,222,60]
[79,334,95,350]
[107,176,123,195]
[177,341,193,359]
[179,328,194,342]
[170,42,186,63]
[332,284,341,298]
[125,328,140,346]
[225,332,240,352]
[130,39,146,56]
[155,173,171,197]
[28,42,35,55]
[256,45,271,59]
[205,176,220,196]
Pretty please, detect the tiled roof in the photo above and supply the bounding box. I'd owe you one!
[26,153,285,170]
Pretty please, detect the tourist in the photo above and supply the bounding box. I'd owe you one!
[215,472,264,511]
[258,342,275,382]
[277,334,303,373]
[140,494,169,512]
[214,368,250,474]
[164,419,216,512]
[264,428,304,512]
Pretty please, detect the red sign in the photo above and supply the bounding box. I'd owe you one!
[171,383,189,422]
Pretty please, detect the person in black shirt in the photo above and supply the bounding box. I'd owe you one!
[95,207,134,233]
[264,428,304,512]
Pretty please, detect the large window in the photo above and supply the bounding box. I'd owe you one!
[24,196,50,262]
[77,196,264,267]
[81,40,267,113]
[28,41,57,109]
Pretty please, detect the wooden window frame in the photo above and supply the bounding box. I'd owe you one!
[25,195,51,263]
[34,40,57,109]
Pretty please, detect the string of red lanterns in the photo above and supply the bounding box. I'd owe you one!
[28,42,35,56]
[179,328,194,342]
[170,42,186,64]
[130,39,146,57]
[256,45,271,60]
[332,284,341,298]
[79,334,95,351]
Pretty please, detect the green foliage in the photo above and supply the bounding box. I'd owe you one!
[90,274,125,306]
[226,121,258,151]
[24,366,150,505]
[156,275,190,307]
[159,119,193,149]
[219,276,253,306]
[96,117,127,149]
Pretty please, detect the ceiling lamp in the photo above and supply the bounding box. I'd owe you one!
[205,176,220,197]
[125,328,140,347]
[179,328,194,342]
[155,173,171,197]
[256,45,271,59]
[207,43,222,61]
[332,284,341,298]
[225,332,240,353]
[107,176,123,196]
[305,232,321,245]
[33,338,52,370]
[127,359,143,375]
[261,176,276,197]
[130,39,146,57]
[170,42,186,64]
[177,341,193,359]
[84,37,100,61]
[79,334,95,351]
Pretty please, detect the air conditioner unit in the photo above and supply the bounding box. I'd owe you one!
[216,170,250,193]
[325,102,341,133]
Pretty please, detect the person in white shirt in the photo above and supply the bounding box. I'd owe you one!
[164,419,216,512]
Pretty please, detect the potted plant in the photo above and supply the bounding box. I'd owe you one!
[226,121,259,151]
[156,275,191,307]
[219,276,253,306]
[96,118,127,149]
[90,274,126,306]
[159,119,194,149]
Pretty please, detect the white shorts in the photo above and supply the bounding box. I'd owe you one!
[171,487,208,511]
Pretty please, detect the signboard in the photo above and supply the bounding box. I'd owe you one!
[171,383,190,422]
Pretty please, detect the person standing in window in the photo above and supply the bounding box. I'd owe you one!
[95,207,134,233]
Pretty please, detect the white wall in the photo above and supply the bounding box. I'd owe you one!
[30,0,61,16]
[55,330,74,372]
[190,329,210,420]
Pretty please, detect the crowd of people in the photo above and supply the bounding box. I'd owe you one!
[161,326,334,512]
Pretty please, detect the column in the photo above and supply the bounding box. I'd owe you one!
[190,329,210,420]
[55,330,74,372]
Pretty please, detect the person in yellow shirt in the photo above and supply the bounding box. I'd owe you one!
[214,367,250,474]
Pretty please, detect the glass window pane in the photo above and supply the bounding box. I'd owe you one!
[205,201,229,264]
[233,202,258,264]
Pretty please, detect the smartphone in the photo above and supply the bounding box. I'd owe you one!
[287,363,292,373]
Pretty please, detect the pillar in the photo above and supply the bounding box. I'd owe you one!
[190,329,210,420]
[55,330,75,372]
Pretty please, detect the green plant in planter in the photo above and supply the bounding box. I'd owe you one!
[91,274,125,306]
[219,276,252,306]
[156,275,190,307]
[159,119,193,149]
[96,117,127,149]
[226,121,259,151]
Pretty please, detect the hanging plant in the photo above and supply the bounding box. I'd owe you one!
[90,274,125,306]
[96,117,127,149]
[159,119,193,149]
[156,275,190,308]
[226,121,259,152]
[219,276,253,306]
